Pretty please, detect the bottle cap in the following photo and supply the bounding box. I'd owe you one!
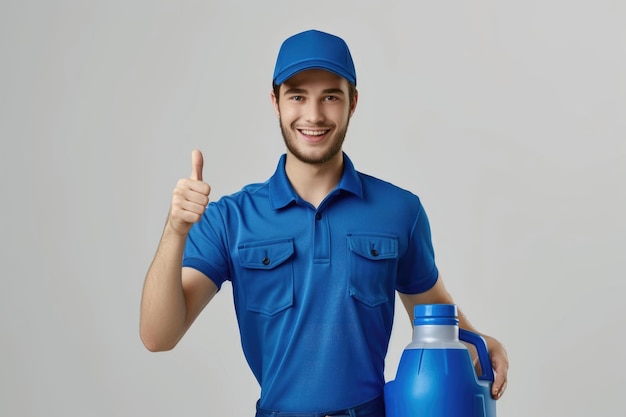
[413,304,459,326]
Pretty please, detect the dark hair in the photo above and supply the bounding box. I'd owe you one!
[273,82,357,108]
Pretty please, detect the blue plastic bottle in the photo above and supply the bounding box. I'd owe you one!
[384,304,496,417]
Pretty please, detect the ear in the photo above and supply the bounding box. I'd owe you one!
[349,89,358,117]
[271,90,280,118]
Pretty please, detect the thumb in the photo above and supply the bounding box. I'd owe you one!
[190,149,203,181]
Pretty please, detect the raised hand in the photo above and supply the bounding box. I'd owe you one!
[168,149,211,235]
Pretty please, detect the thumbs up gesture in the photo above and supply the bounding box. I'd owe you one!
[168,149,211,235]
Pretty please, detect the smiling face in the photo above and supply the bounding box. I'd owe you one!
[272,69,358,166]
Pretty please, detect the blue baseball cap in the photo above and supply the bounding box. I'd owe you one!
[273,29,357,86]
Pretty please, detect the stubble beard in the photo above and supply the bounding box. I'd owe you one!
[279,116,349,165]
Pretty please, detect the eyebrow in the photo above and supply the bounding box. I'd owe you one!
[282,87,346,96]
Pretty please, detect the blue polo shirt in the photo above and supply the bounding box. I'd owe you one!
[183,153,439,412]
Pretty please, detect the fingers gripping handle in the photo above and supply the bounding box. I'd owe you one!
[459,329,495,382]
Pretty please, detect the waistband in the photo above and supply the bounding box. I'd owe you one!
[255,395,385,417]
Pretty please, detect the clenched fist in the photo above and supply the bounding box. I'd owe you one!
[168,149,211,235]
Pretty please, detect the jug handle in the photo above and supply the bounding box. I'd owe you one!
[459,328,495,382]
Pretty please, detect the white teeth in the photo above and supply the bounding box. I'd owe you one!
[300,129,328,136]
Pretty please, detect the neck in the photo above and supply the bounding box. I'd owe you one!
[285,152,344,208]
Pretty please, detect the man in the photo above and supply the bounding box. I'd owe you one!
[140,29,509,416]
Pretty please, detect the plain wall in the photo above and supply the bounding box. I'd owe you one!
[1,1,624,416]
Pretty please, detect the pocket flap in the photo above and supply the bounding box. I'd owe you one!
[239,239,294,270]
[347,234,398,260]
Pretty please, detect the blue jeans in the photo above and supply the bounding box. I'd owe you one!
[255,395,385,417]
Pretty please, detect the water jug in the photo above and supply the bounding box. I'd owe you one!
[384,304,496,417]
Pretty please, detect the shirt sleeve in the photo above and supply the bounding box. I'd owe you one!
[395,200,439,294]
[182,202,230,290]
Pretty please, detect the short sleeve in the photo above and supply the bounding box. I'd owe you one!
[182,203,230,290]
[396,201,439,294]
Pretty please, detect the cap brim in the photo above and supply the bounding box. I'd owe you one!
[274,60,356,86]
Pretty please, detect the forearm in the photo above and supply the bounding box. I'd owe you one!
[140,221,189,351]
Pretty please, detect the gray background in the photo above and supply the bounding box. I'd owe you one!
[1,1,624,416]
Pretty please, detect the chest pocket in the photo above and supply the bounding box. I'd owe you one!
[347,234,399,307]
[238,238,295,316]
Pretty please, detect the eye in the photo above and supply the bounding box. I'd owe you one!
[289,95,304,102]
[324,95,338,102]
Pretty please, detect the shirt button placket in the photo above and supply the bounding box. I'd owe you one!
[313,210,329,261]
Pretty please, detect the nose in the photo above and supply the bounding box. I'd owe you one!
[304,101,324,124]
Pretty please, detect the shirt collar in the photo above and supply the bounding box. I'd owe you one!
[269,152,364,210]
